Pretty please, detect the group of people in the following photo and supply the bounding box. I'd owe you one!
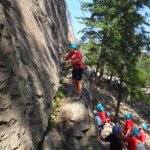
[93,104,148,150]
[58,43,148,150]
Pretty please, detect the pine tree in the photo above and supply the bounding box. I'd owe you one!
[80,0,150,123]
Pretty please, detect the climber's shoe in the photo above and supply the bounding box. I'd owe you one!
[75,95,82,101]
[70,93,77,100]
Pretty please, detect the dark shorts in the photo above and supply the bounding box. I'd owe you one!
[72,68,84,80]
[101,125,104,130]
[98,125,103,131]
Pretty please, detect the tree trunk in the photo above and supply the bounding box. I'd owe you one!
[95,64,99,82]
[99,67,104,83]
[95,55,101,82]
[108,71,113,84]
[114,75,123,124]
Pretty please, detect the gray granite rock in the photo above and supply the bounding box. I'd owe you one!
[0,0,68,149]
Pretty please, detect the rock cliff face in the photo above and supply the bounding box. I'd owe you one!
[42,75,106,150]
[0,0,68,149]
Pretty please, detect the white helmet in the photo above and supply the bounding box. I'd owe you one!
[93,110,98,115]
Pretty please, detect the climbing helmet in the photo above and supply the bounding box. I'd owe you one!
[112,126,120,134]
[132,129,139,137]
[125,114,130,119]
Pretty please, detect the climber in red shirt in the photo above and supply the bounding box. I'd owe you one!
[98,106,106,125]
[97,105,106,137]
[137,123,147,144]
[125,129,139,150]
[105,112,115,127]
[106,112,111,123]
[124,114,134,137]
[58,43,83,101]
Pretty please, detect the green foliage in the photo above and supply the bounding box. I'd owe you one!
[53,99,61,109]
[65,64,71,72]
[133,89,149,103]
[81,41,101,66]
[52,112,58,117]
[137,54,150,86]
[56,89,64,98]
[80,0,150,121]
[47,118,55,131]
[47,87,64,131]
[125,66,149,102]
[80,0,150,91]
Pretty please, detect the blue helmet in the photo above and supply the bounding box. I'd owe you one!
[99,106,104,111]
[125,114,130,119]
[98,104,102,108]
[107,112,110,116]
[112,126,120,134]
[70,43,78,49]
[132,129,139,137]
[141,123,147,130]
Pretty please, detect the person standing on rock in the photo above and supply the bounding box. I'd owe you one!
[137,123,147,145]
[125,129,139,150]
[98,105,106,137]
[93,110,102,137]
[124,114,134,137]
[58,43,84,101]
[98,106,106,125]
[105,112,114,127]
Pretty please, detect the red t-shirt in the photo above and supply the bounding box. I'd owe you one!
[98,110,106,125]
[124,119,134,133]
[67,50,83,69]
[125,137,138,150]
[138,131,146,143]
[106,116,111,122]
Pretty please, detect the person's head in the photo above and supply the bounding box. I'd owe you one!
[112,126,120,134]
[99,106,104,111]
[139,123,147,131]
[70,43,78,52]
[125,114,131,121]
[132,129,139,137]
[107,112,110,116]
[93,110,98,116]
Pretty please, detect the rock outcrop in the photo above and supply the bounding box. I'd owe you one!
[0,0,68,149]
[42,74,108,150]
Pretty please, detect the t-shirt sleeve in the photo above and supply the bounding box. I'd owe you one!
[105,134,113,142]
[76,51,82,59]
[67,53,71,58]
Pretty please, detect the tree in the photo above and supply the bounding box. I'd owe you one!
[80,0,150,123]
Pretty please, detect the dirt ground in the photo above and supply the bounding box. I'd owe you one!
[59,71,150,149]
[91,82,150,149]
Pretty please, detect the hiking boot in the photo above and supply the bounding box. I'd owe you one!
[75,95,82,101]
[71,93,77,100]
